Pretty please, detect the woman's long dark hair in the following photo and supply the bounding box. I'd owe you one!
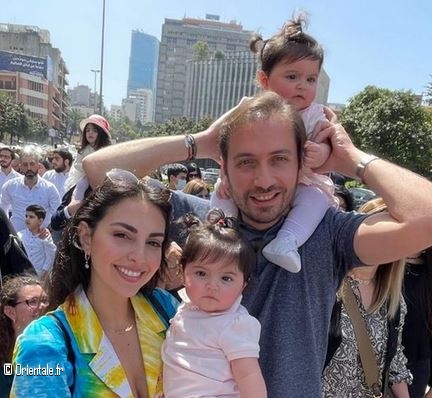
[79,123,111,152]
[47,178,172,310]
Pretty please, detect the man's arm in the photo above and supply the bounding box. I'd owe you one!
[83,106,232,188]
[314,122,432,265]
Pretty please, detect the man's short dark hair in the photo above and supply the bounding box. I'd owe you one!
[52,149,73,165]
[25,204,46,221]
[166,163,188,179]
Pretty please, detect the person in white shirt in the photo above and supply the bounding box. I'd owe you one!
[17,204,57,279]
[0,146,21,204]
[43,148,73,199]
[0,147,61,232]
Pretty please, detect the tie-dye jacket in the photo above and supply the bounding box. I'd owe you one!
[10,286,178,397]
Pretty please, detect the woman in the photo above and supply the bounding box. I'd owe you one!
[0,274,47,398]
[402,247,432,398]
[11,172,178,397]
[185,162,202,182]
[64,114,112,192]
[183,178,210,199]
[322,197,412,398]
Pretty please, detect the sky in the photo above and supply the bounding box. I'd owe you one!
[3,0,432,109]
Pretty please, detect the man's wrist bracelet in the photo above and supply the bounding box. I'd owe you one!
[356,154,380,182]
[184,134,197,161]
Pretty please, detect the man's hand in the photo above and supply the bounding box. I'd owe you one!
[197,96,251,161]
[312,121,365,177]
[38,227,50,240]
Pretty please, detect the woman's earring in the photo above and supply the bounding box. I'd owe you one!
[84,253,90,269]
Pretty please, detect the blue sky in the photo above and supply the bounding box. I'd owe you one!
[3,0,432,109]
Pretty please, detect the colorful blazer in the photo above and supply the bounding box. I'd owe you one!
[11,286,178,397]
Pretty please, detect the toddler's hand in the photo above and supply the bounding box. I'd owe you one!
[303,141,324,169]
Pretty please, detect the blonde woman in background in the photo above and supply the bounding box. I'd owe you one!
[322,197,412,398]
[183,179,210,199]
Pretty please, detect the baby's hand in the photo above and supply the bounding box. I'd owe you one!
[304,141,325,169]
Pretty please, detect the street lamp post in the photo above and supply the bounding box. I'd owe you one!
[90,69,100,113]
[99,0,106,115]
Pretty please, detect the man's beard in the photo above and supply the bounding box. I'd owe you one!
[54,165,66,172]
[25,171,37,179]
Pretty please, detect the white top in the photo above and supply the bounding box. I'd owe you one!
[162,288,261,398]
[300,102,327,137]
[64,145,94,192]
[0,176,61,231]
[43,169,69,199]
[17,228,57,275]
[0,168,21,202]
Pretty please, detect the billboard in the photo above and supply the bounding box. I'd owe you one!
[0,50,47,79]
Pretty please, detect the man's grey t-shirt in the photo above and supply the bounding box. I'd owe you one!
[170,193,366,397]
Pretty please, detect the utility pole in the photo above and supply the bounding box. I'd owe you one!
[90,69,100,113]
[99,0,106,115]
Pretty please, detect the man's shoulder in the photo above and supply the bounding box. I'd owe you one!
[37,176,57,190]
[42,170,56,179]
[3,175,23,187]
[170,190,210,218]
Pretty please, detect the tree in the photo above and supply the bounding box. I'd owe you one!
[25,118,48,143]
[0,93,28,143]
[145,116,213,138]
[340,86,432,178]
[193,41,209,61]
[66,108,84,142]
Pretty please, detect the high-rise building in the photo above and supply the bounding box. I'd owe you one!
[122,88,153,125]
[184,51,258,120]
[184,51,330,120]
[155,16,253,122]
[127,31,159,97]
[0,23,69,132]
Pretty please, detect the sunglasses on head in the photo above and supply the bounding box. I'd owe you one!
[106,168,139,183]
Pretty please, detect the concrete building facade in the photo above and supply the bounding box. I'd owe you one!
[184,51,331,120]
[155,16,253,122]
[0,23,69,132]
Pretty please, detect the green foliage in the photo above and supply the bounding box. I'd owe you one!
[145,116,213,138]
[340,86,432,178]
[25,118,48,143]
[193,41,210,61]
[0,93,28,143]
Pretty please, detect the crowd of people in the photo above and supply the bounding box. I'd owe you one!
[1,13,432,398]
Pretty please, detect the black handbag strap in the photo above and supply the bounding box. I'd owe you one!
[382,306,401,397]
[49,313,76,394]
[342,281,383,397]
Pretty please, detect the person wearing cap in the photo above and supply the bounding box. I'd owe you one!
[64,114,111,193]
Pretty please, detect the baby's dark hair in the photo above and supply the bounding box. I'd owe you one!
[179,209,255,282]
[26,204,46,220]
[250,12,324,76]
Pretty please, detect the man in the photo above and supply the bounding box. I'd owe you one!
[166,163,188,190]
[0,146,21,201]
[42,148,73,199]
[0,146,61,232]
[83,92,432,397]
